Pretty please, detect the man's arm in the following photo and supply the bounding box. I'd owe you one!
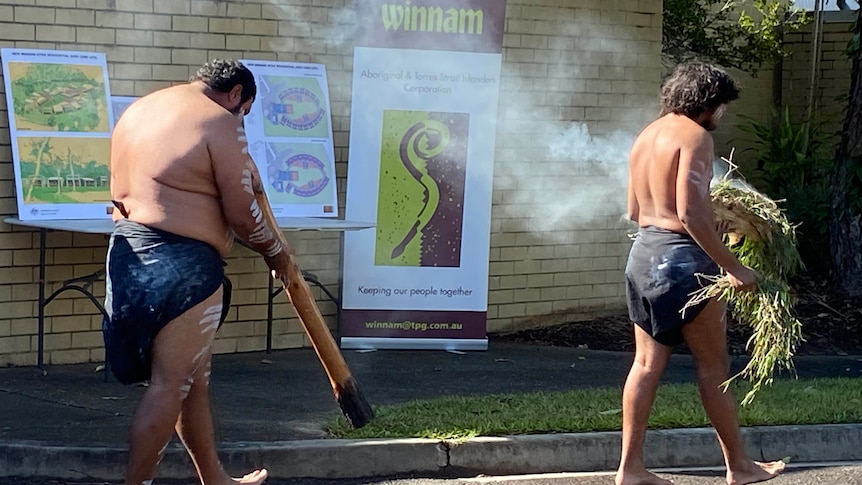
[675,132,746,274]
[626,169,639,223]
[208,116,295,271]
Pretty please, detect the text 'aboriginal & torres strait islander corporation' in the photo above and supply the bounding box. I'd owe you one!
[380,2,484,34]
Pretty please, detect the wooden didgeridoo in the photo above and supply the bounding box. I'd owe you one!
[253,183,374,428]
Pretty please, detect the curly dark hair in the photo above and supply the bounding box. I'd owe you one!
[191,59,257,103]
[659,62,739,118]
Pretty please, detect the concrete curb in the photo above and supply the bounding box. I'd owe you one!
[2,424,861,480]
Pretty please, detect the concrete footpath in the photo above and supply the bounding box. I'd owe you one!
[1,342,861,480]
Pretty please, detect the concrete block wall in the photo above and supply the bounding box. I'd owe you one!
[781,17,855,150]
[0,0,664,365]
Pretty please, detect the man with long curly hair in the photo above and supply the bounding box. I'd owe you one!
[617,62,785,485]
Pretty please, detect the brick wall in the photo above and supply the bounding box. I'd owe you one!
[782,16,855,150]
[0,0,664,365]
[488,0,662,333]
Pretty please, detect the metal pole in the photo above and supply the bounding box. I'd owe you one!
[266,273,274,353]
[37,229,46,370]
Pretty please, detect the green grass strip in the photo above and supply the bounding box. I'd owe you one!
[327,377,862,440]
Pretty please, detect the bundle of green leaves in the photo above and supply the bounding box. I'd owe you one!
[684,168,804,405]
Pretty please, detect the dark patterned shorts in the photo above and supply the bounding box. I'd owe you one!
[103,219,230,384]
[625,226,720,346]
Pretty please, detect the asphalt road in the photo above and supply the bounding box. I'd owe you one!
[2,463,861,485]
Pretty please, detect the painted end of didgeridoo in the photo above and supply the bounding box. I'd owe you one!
[335,376,374,428]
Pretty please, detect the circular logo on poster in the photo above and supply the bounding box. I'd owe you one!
[270,153,330,197]
[264,87,325,131]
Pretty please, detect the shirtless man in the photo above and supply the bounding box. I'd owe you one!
[104,59,295,485]
[616,62,785,485]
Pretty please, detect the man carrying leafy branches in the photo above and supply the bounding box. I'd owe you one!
[617,62,785,485]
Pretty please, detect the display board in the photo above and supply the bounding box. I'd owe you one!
[340,0,507,350]
[2,48,115,220]
[240,60,339,217]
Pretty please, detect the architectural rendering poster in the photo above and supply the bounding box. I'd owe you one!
[2,48,115,220]
[240,59,338,217]
[341,0,506,350]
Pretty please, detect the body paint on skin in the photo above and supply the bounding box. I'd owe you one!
[688,159,711,197]
[236,130,281,256]
[199,304,223,334]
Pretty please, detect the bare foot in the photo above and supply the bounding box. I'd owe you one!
[727,460,785,485]
[229,468,267,484]
[616,468,673,485]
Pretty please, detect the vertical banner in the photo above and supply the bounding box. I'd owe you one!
[341,0,506,350]
[240,60,339,217]
[1,49,115,220]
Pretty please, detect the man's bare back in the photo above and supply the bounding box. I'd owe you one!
[628,112,748,276]
[110,84,238,255]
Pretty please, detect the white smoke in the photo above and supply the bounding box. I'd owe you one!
[493,123,635,241]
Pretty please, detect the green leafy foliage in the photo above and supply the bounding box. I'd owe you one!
[663,0,809,73]
[736,106,834,271]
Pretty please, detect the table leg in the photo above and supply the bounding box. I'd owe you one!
[37,228,46,370]
[267,273,274,354]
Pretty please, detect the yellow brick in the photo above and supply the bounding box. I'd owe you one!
[153,30,191,47]
[0,336,32,353]
[71,331,103,348]
[226,35,260,51]
[152,64,188,81]
[95,10,133,28]
[35,24,74,41]
[0,21,35,39]
[271,332,304,350]
[218,321,255,338]
[172,14,207,32]
[76,26,115,44]
[11,283,38,301]
[212,337,237,354]
[134,47,170,63]
[171,48,208,66]
[134,13,170,30]
[77,0,113,8]
[134,80,171,93]
[189,32,225,49]
[14,6,55,23]
[0,267,35,285]
[154,0,189,14]
[55,8,94,26]
[44,332,70,351]
[9,317,36,335]
[209,17,244,34]
[191,0,226,17]
[228,3,260,19]
[117,0,152,12]
[44,299,73,316]
[49,348,90,364]
[51,315,93,333]
[89,347,105,361]
[0,352,36,367]
[53,248,93,264]
[237,304,268,322]
[244,19,277,36]
[236,336,266,352]
[117,29,153,46]
[12,249,40,266]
